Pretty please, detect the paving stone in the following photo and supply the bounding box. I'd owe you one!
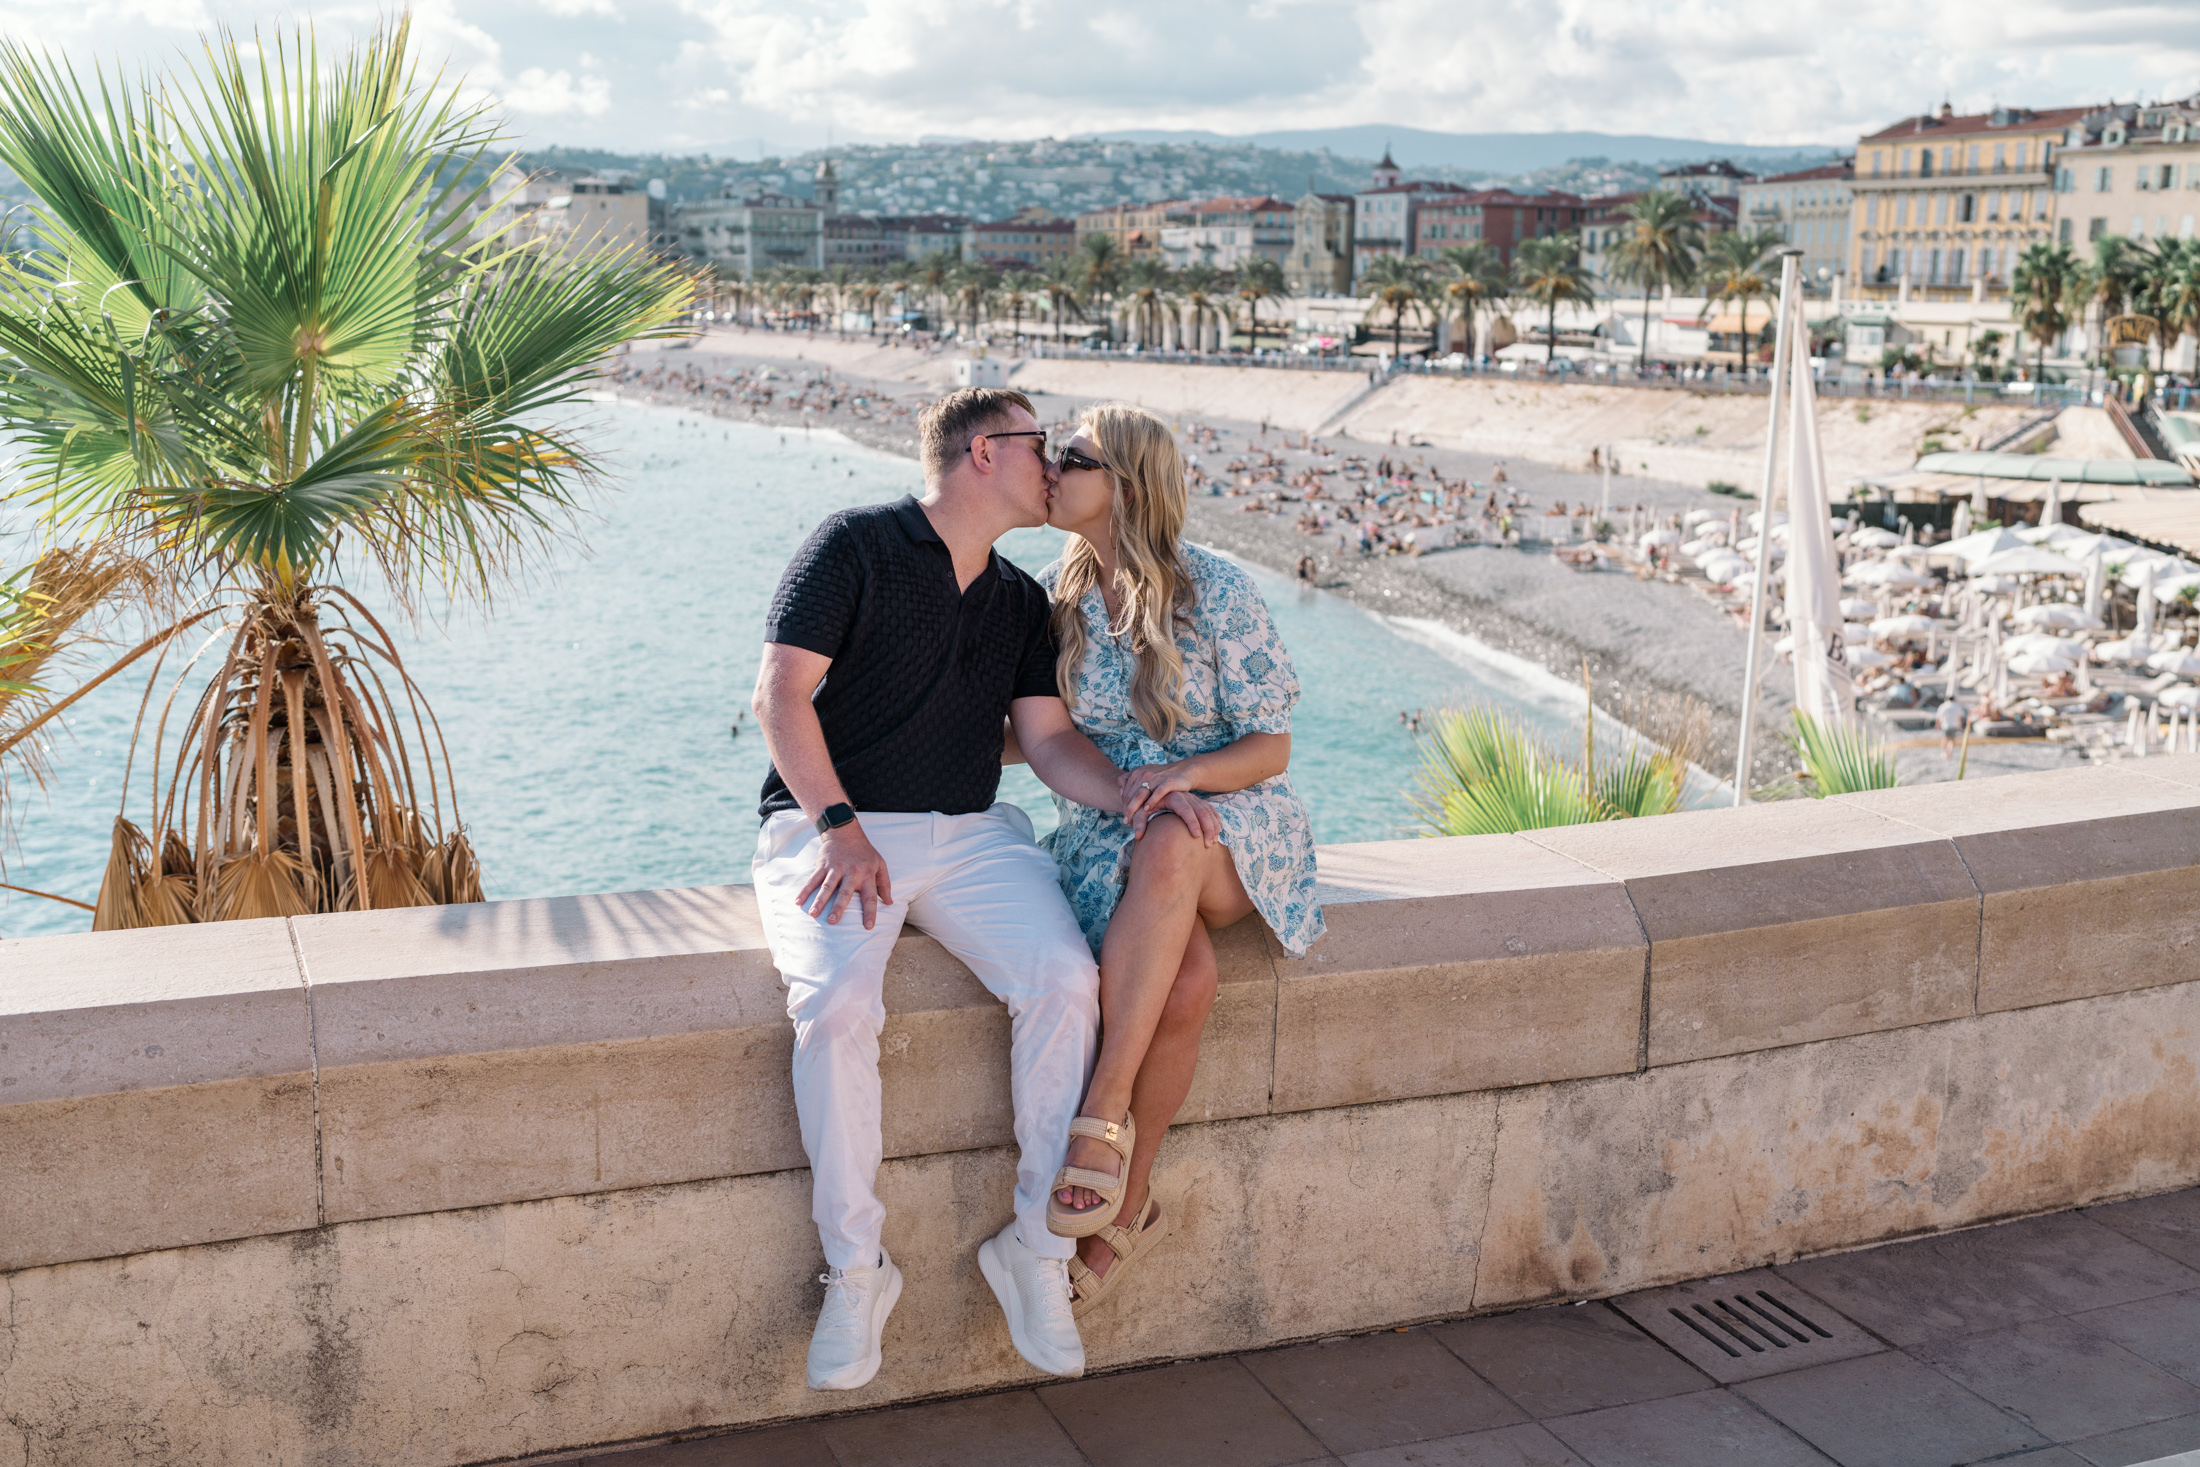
[1777,1234,2061,1346]
[2064,1412,2200,1465]
[1039,1356,1326,1467]
[1731,1351,2045,1467]
[1962,1212,2200,1315]
[1913,1317,2200,1443]
[581,1425,836,1465]
[1342,1422,1591,1466]
[820,1389,1084,1466]
[2088,1190,2200,1272]
[1541,1389,1831,1466]
[1242,1329,1527,1455]
[1434,1303,1712,1418]
[2075,1291,2200,1385]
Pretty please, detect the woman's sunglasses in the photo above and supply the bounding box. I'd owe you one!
[1056,445,1108,475]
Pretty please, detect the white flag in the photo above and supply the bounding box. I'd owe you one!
[1782,294,1856,725]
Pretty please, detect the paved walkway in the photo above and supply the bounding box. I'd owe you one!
[545,1188,2200,1467]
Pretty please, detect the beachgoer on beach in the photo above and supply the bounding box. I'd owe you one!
[1038,401,1324,1318]
[1937,695,1968,758]
[750,387,1221,1390]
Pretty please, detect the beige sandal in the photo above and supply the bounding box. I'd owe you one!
[1046,1113,1136,1238]
[1068,1196,1169,1318]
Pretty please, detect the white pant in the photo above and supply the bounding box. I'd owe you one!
[752,804,1099,1269]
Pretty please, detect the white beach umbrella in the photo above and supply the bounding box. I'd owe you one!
[2114,550,2181,588]
[1702,555,1751,583]
[1841,621,1873,643]
[2015,603,2103,631]
[1841,597,1879,620]
[1942,527,2028,568]
[1849,646,1896,668]
[1970,547,2087,578]
[1640,526,1682,548]
[1872,613,1940,641]
[1951,501,1974,540]
[2145,649,2200,678]
[2083,545,2109,621]
[1850,527,1902,549]
[2161,686,2200,710]
[2007,649,2081,676]
[1782,330,1856,725]
[2149,570,2200,606]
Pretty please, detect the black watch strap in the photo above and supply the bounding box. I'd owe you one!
[815,802,857,835]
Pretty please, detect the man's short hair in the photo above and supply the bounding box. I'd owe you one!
[918,387,1036,479]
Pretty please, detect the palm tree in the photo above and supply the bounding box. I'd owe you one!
[2131,238,2200,372]
[1608,190,1702,370]
[1359,253,1431,358]
[1433,243,1508,359]
[1234,257,1286,352]
[949,260,998,341]
[917,253,955,334]
[1038,256,1085,347]
[1120,255,1177,348]
[2012,241,2083,377]
[851,270,886,338]
[0,22,690,926]
[1411,701,1704,835]
[1076,233,1123,345]
[1178,262,1227,351]
[2084,235,2140,354]
[1511,235,1598,365]
[996,269,1035,347]
[1696,227,1785,371]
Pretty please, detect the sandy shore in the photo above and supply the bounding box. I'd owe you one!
[610,333,2087,791]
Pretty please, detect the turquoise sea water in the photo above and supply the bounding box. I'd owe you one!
[0,400,1626,939]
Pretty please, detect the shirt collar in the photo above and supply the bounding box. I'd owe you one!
[893,495,943,546]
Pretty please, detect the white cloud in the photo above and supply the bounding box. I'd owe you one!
[0,0,2192,151]
[500,65,612,116]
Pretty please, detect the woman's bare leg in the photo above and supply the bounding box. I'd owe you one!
[1056,815,1253,1217]
[1075,922,1217,1283]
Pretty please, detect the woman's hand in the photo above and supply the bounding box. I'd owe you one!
[1121,757,1202,825]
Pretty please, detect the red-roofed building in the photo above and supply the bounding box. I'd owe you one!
[1411,189,1589,267]
[1849,102,2091,300]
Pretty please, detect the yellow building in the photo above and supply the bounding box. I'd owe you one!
[1074,201,1179,260]
[2051,96,2200,249]
[1849,103,2090,301]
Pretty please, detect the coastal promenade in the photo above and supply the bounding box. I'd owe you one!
[532,1188,2200,1466]
[6,757,2197,1464]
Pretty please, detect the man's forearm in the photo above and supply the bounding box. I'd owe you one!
[756,687,853,821]
[1023,726,1125,813]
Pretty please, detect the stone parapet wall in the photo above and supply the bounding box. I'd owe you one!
[4,758,2199,1465]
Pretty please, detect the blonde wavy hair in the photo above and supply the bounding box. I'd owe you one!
[1051,403,1196,742]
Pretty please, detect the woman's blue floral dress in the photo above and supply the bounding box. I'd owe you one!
[1039,544,1325,958]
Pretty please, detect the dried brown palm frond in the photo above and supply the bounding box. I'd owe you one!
[0,547,162,809]
[91,816,148,931]
[100,584,483,925]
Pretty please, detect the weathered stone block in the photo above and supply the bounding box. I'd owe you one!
[0,919,315,1268]
[1524,801,1980,1065]
[1840,767,2200,1014]
[1269,835,1645,1110]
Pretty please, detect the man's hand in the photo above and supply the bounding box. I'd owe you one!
[798,823,893,928]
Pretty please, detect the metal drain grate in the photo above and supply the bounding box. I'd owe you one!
[1610,1268,1884,1383]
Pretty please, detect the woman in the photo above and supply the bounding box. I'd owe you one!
[1036,402,1323,1316]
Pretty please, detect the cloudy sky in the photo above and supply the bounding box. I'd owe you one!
[3,0,2197,156]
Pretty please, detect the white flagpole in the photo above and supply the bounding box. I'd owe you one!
[1732,247,1806,806]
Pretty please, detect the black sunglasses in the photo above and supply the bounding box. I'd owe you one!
[970,430,1047,460]
[1057,445,1108,474]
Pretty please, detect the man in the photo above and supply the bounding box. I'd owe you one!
[750,387,1211,1391]
[1937,694,1968,758]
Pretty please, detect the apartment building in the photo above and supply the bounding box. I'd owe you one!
[1849,102,2084,299]
[1737,160,1855,286]
[1416,189,1589,267]
[670,191,822,278]
[1075,201,1179,259]
[1578,190,1737,288]
[2052,96,2200,247]
[1158,195,1295,270]
[1286,191,1355,296]
[966,217,1077,268]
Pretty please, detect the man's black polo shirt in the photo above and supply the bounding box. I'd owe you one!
[759,495,1058,818]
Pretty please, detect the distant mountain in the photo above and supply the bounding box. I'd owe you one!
[1082,125,1844,174]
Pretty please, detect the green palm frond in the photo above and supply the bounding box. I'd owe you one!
[1785,712,1899,797]
[1412,700,1702,835]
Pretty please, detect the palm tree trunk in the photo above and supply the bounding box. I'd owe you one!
[1547,296,1557,364]
[1393,308,1403,357]
[1639,282,1654,372]
[1738,300,1749,373]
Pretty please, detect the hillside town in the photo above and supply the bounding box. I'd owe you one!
[484,94,2200,386]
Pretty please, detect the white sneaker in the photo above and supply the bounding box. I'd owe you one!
[977,1220,1085,1378]
[805,1247,903,1390]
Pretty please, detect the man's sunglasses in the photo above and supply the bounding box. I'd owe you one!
[969,430,1048,460]
[1056,446,1108,474]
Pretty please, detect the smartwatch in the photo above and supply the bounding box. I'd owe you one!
[815,802,857,835]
